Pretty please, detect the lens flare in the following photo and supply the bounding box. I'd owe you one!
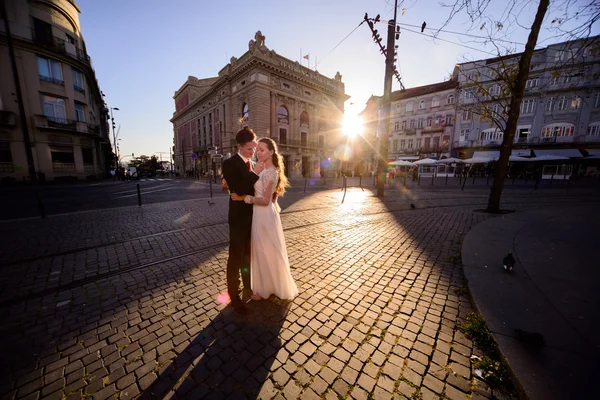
[217,292,230,304]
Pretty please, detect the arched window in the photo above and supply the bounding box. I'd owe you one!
[242,103,249,123]
[419,100,426,110]
[541,123,575,138]
[277,106,289,124]
[431,97,439,108]
[447,94,455,105]
[406,102,413,112]
[588,122,600,137]
[300,111,309,128]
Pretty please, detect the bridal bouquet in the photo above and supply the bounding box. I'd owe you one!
[221,179,230,194]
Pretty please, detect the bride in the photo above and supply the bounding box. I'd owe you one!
[231,138,299,301]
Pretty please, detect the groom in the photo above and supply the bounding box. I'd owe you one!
[222,127,264,314]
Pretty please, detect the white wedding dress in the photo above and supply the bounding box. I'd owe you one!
[250,167,299,300]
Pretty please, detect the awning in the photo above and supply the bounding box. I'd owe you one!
[512,149,532,157]
[473,151,499,160]
[585,149,600,156]
[533,149,583,158]
[397,156,420,160]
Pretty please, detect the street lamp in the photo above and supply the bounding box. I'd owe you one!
[110,107,120,165]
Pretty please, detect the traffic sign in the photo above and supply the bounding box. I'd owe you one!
[191,153,197,159]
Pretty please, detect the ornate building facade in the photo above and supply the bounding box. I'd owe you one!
[171,31,348,179]
[0,0,110,182]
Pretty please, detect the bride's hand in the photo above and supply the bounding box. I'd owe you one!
[230,193,246,201]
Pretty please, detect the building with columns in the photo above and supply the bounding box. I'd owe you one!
[171,31,348,179]
[0,0,110,182]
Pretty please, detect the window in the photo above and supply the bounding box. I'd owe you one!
[557,96,568,111]
[242,103,248,124]
[409,120,415,129]
[65,33,76,45]
[72,69,85,92]
[81,147,93,164]
[462,109,471,121]
[480,129,503,143]
[541,123,575,137]
[279,128,287,144]
[426,117,432,127]
[32,17,52,44]
[446,94,455,105]
[318,135,324,148]
[50,145,74,164]
[445,114,453,125]
[489,85,500,97]
[588,123,600,137]
[460,129,469,141]
[277,106,289,123]
[37,56,63,84]
[42,95,67,123]
[520,99,535,114]
[300,111,309,127]
[525,78,539,88]
[545,97,555,112]
[392,140,398,151]
[464,89,474,99]
[549,75,560,85]
[406,102,413,112]
[492,103,501,115]
[571,96,581,110]
[401,120,407,130]
[416,138,422,149]
[419,100,426,110]
[0,141,13,164]
[417,119,424,129]
[400,139,406,150]
[74,102,85,122]
[408,140,414,149]
[431,97,439,108]
[394,121,400,131]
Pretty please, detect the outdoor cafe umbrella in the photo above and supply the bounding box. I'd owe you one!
[388,160,415,166]
[461,157,496,164]
[508,155,531,162]
[413,158,439,165]
[438,157,464,164]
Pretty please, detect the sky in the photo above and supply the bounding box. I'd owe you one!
[76,0,598,161]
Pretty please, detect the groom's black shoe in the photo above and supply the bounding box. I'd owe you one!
[241,289,253,304]
[230,297,251,315]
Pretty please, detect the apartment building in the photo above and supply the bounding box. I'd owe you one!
[171,31,348,179]
[0,0,110,182]
[452,36,600,159]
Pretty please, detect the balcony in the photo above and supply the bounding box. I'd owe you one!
[0,110,16,128]
[0,162,14,173]
[35,115,76,131]
[52,163,76,172]
[482,140,500,147]
[403,129,417,135]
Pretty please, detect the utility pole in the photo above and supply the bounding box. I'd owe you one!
[376,0,398,197]
[1,0,37,181]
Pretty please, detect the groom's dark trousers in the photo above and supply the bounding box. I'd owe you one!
[222,153,259,302]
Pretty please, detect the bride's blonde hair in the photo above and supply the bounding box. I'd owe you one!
[259,137,290,196]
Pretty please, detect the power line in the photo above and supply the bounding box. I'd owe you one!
[314,21,365,70]
[401,26,500,56]
[396,22,527,46]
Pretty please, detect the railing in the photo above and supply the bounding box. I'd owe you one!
[3,28,92,67]
[83,164,95,173]
[541,136,557,143]
[52,163,76,172]
[514,137,530,144]
[34,115,77,130]
[0,110,16,128]
[86,123,100,135]
[74,85,85,94]
[403,129,417,135]
[39,74,64,85]
[0,162,14,173]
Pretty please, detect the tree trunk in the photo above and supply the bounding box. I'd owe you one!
[486,0,550,213]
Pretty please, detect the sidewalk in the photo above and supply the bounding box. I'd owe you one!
[462,204,600,399]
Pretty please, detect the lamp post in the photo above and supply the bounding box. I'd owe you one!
[110,107,120,166]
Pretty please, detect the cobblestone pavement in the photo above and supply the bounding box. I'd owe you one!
[0,186,597,399]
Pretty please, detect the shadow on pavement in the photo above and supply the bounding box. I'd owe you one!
[138,299,290,399]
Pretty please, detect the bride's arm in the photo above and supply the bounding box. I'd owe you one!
[244,180,273,206]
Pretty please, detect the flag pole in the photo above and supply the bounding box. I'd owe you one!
[300,48,302,65]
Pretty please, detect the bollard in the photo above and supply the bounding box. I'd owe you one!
[418,175,421,186]
[36,189,46,219]
[431,175,435,186]
[137,183,142,206]
[472,174,476,185]
[550,174,554,185]
[359,175,362,188]
[462,175,467,191]
[209,178,213,198]
[445,174,448,186]
[512,175,516,185]
[304,177,307,193]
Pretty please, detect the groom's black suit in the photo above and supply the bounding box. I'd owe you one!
[222,153,259,304]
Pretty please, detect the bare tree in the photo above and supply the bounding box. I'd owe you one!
[438,0,600,212]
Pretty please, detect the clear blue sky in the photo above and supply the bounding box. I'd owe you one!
[76,0,597,160]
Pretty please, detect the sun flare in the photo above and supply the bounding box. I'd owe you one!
[342,113,364,139]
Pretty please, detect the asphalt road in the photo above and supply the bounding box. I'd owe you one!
[0,178,231,221]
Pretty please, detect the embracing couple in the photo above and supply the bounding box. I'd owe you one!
[222,127,299,314]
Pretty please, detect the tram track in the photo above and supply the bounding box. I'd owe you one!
[1,195,597,309]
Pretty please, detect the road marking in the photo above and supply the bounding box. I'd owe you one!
[112,186,175,199]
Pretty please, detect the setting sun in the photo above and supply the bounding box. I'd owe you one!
[342,113,364,139]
